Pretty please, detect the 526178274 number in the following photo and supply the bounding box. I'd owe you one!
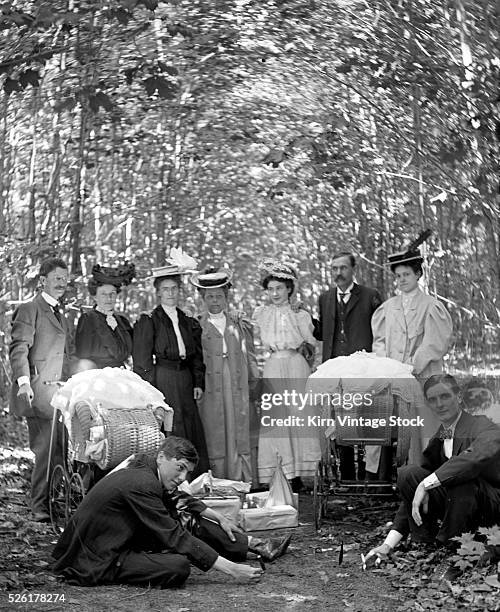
[8,593,66,603]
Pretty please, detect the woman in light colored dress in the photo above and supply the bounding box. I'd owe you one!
[369,245,453,470]
[253,260,321,488]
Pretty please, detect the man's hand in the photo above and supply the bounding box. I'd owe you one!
[17,383,34,404]
[363,543,392,568]
[412,482,429,527]
[218,515,244,542]
[212,556,262,582]
[201,508,242,542]
[193,387,203,401]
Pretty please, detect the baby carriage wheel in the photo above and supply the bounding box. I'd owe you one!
[49,464,68,534]
[313,460,330,530]
[67,472,86,518]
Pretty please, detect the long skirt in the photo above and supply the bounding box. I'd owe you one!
[154,364,209,478]
[257,350,321,483]
[202,359,252,482]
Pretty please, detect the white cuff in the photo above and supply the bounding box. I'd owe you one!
[423,473,441,490]
[17,376,31,387]
[383,529,403,549]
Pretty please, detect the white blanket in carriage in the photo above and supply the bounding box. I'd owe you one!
[306,351,439,469]
[50,367,174,459]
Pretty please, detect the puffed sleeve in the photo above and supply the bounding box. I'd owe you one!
[371,303,387,357]
[295,308,316,345]
[189,317,206,390]
[252,305,265,331]
[132,314,155,384]
[412,299,453,376]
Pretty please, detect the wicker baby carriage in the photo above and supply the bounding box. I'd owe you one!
[306,352,424,529]
[47,368,173,533]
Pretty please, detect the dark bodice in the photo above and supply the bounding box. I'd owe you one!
[75,308,133,368]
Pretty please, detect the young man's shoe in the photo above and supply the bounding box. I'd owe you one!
[248,535,292,562]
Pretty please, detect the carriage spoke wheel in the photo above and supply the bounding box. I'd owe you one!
[67,473,85,518]
[313,460,328,530]
[49,464,68,535]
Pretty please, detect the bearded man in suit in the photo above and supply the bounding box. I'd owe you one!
[313,252,382,479]
[9,257,74,521]
[365,374,500,563]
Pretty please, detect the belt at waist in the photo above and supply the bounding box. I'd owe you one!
[269,349,298,358]
[156,357,189,370]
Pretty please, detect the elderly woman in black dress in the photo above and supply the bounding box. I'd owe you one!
[132,251,209,476]
[75,264,135,369]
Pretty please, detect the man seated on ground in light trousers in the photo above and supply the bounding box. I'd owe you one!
[365,374,500,563]
[52,436,291,587]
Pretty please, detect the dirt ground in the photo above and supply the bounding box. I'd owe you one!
[0,414,472,612]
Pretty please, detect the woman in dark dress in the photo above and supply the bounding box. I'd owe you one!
[75,264,135,369]
[132,253,209,476]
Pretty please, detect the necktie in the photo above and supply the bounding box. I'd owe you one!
[338,292,347,303]
[52,304,62,324]
[439,427,453,440]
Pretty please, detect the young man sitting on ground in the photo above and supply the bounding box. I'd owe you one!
[364,374,500,570]
[53,436,291,587]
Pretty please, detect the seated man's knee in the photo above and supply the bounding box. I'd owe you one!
[163,556,190,588]
[397,465,417,487]
[396,465,429,494]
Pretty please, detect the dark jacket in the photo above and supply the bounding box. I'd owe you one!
[75,308,133,368]
[393,412,500,536]
[313,283,382,362]
[52,454,217,585]
[132,306,205,389]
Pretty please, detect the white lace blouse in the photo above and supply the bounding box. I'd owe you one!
[252,304,315,351]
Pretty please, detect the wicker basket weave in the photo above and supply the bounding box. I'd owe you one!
[71,401,164,469]
[335,386,396,446]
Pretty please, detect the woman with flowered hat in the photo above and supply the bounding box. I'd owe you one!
[192,266,260,482]
[75,263,135,369]
[132,249,209,476]
[253,259,321,489]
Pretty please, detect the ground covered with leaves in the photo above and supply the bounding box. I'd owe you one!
[1,413,499,612]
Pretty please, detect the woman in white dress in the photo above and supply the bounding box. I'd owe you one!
[253,260,321,489]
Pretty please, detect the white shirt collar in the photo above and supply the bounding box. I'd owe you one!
[208,311,226,321]
[401,287,420,300]
[41,291,59,307]
[96,306,114,316]
[162,305,178,316]
[445,411,462,435]
[337,282,354,296]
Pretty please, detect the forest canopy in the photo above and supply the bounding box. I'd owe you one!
[0,0,499,386]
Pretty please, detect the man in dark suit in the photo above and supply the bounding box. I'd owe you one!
[9,257,73,521]
[53,437,290,588]
[313,252,382,478]
[365,374,500,563]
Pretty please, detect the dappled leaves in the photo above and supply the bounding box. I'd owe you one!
[0,0,497,372]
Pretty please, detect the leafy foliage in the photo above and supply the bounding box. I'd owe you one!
[0,0,498,382]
